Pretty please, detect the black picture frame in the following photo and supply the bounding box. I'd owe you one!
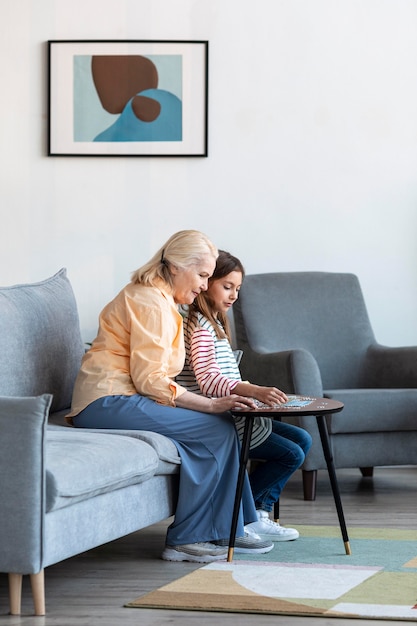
[48,40,208,157]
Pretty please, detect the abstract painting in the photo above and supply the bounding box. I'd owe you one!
[48,40,208,156]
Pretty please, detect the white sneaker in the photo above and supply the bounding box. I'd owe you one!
[245,510,299,542]
[162,542,227,563]
[214,530,273,554]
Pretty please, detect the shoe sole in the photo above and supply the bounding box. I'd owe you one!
[233,543,274,554]
[257,533,299,542]
[161,548,227,563]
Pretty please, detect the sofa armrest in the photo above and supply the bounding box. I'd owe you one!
[0,394,52,574]
[363,344,417,388]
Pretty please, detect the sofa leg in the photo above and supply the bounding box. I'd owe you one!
[8,571,45,616]
[8,573,22,615]
[31,571,45,616]
[302,469,317,501]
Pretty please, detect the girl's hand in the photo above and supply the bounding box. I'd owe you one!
[254,386,288,406]
[208,395,257,413]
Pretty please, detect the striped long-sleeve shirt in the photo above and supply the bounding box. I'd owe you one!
[176,312,271,449]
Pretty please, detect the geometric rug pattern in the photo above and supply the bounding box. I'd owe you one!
[127,526,417,621]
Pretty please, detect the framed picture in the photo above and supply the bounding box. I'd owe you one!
[48,40,208,157]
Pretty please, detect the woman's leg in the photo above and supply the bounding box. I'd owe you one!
[248,420,312,513]
[73,395,257,545]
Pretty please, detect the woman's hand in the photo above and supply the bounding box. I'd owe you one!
[253,386,288,406]
[232,381,288,406]
[175,390,256,414]
[208,394,257,414]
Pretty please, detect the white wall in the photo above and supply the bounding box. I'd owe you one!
[1,0,417,345]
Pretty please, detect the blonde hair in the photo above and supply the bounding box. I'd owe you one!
[131,230,218,288]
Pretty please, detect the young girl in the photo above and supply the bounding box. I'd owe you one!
[177,250,312,541]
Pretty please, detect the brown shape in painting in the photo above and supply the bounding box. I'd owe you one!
[131,95,161,122]
[91,55,160,122]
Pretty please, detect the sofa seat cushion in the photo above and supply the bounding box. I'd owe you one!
[48,422,182,475]
[125,430,181,474]
[45,429,159,512]
[325,388,417,434]
[75,428,181,474]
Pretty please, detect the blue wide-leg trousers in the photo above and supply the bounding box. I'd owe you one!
[72,395,257,545]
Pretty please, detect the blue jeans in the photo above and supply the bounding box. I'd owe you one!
[248,420,312,513]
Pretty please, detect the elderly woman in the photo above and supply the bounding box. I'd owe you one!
[67,230,272,563]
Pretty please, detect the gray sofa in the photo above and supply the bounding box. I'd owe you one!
[0,269,181,616]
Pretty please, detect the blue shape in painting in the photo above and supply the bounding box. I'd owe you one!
[94,89,182,142]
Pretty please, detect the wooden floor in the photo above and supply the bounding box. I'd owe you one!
[1,466,416,625]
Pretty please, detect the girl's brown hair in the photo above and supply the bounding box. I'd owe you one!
[189,250,245,341]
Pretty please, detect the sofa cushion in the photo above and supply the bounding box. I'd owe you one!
[45,429,159,512]
[82,428,180,464]
[125,430,181,474]
[117,430,180,464]
[0,269,85,413]
[48,424,181,475]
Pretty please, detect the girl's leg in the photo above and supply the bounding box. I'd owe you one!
[73,395,257,545]
[248,420,312,513]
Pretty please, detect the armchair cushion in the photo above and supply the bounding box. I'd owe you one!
[325,388,417,434]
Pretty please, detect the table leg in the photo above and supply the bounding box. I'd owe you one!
[228,416,254,562]
[273,416,281,522]
[316,414,351,555]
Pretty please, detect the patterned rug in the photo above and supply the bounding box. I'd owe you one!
[127,526,417,620]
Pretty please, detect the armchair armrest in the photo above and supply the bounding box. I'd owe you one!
[363,344,417,388]
[239,348,323,396]
[288,349,323,396]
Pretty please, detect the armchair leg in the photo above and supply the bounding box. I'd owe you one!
[31,571,45,616]
[360,467,374,477]
[8,573,22,615]
[302,469,317,501]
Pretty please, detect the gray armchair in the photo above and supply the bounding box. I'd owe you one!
[233,271,417,500]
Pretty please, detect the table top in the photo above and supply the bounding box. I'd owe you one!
[231,396,344,417]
